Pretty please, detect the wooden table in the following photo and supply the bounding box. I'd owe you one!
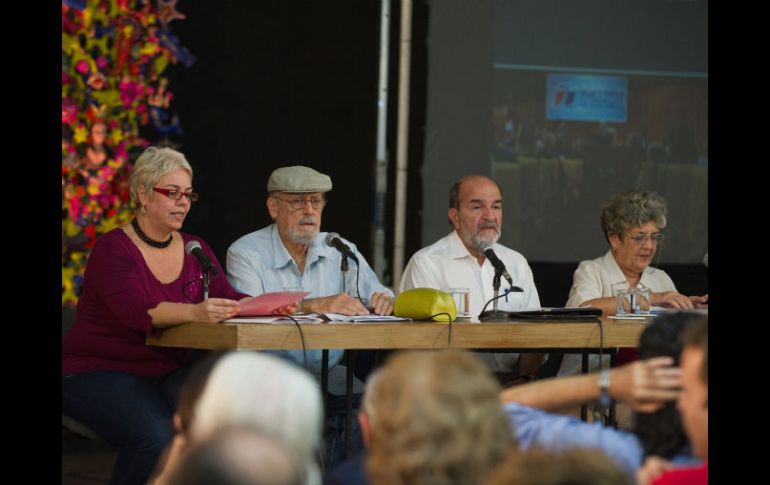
[147,317,646,351]
[147,316,648,455]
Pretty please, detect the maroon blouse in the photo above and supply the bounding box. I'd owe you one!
[62,228,246,376]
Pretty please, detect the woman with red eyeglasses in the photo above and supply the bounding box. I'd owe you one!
[62,146,294,485]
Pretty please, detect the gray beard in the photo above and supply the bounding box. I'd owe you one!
[289,229,318,245]
[468,225,500,249]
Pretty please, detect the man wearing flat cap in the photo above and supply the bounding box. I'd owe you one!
[226,165,394,377]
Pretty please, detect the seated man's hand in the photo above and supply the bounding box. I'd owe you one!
[611,356,682,412]
[369,292,394,315]
[305,293,369,316]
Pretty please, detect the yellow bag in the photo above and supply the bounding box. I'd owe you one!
[393,288,456,322]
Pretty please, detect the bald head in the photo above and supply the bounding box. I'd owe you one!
[166,427,304,485]
[449,175,501,210]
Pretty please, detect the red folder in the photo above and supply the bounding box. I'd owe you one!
[236,291,310,316]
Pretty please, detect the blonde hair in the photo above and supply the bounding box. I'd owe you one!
[367,350,515,485]
[191,352,323,485]
[129,146,193,204]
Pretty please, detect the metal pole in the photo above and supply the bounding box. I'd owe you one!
[372,0,391,283]
[392,0,412,290]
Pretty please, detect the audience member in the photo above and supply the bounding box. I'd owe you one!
[500,312,703,476]
[164,426,304,485]
[638,317,708,485]
[150,351,225,485]
[190,351,324,485]
[366,350,515,485]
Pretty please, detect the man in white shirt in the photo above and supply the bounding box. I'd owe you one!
[399,175,543,382]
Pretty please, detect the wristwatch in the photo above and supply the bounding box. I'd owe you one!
[598,368,612,407]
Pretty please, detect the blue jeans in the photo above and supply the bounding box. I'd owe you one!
[62,367,190,485]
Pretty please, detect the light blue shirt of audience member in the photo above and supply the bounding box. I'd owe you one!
[226,224,393,376]
[504,402,701,476]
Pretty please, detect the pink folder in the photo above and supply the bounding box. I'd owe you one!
[236,291,310,316]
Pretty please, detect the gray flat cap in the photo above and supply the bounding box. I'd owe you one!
[267,166,333,193]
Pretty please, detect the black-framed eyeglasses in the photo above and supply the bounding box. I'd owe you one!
[153,187,200,203]
[625,232,665,244]
[271,195,326,211]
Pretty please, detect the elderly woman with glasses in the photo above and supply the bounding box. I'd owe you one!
[558,190,707,376]
[62,147,294,485]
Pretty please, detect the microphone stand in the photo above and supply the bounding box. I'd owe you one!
[202,269,210,300]
[479,269,511,322]
[340,255,349,294]
[328,254,349,418]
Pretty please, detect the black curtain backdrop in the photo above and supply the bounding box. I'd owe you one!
[162,1,427,285]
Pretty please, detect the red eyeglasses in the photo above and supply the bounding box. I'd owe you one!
[153,187,200,203]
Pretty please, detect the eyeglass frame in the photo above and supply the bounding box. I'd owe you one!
[153,187,200,202]
[270,195,327,211]
[623,232,665,244]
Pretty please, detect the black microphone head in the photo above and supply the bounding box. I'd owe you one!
[476,240,494,253]
[185,240,202,255]
[325,232,341,246]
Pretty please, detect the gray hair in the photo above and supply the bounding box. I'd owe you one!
[600,190,667,238]
[129,146,193,204]
[192,352,323,485]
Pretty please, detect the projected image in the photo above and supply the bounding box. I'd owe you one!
[490,69,707,263]
[546,74,627,123]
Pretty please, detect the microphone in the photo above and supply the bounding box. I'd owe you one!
[185,240,219,276]
[476,240,522,291]
[703,252,708,268]
[325,232,359,264]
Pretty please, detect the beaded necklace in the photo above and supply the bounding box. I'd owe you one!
[131,217,172,249]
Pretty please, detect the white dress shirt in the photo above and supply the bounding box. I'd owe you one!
[400,231,541,372]
[559,249,677,376]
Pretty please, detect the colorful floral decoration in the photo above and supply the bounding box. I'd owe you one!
[62,0,194,307]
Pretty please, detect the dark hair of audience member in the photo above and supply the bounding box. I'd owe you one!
[681,316,707,387]
[175,352,227,435]
[633,312,701,458]
[487,448,632,485]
